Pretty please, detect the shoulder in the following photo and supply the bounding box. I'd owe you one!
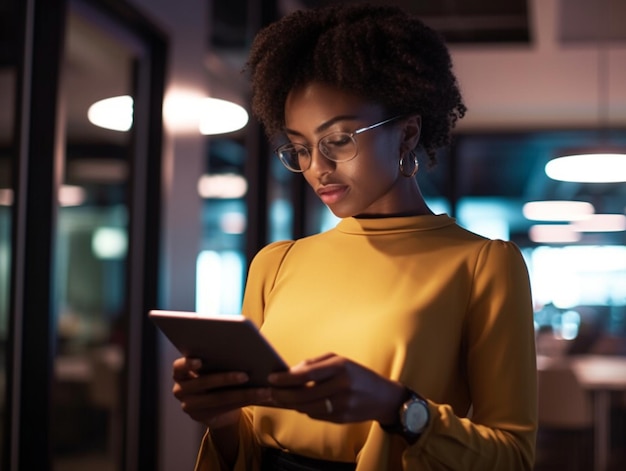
[476,238,526,265]
[249,231,335,276]
[470,239,531,289]
[251,240,296,270]
[244,241,297,318]
[445,223,526,261]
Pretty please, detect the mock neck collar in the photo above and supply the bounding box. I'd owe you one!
[336,214,455,235]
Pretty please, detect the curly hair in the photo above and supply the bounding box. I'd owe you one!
[245,3,466,166]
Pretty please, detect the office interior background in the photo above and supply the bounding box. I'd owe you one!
[1,0,625,470]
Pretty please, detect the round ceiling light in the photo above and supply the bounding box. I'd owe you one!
[87,95,133,131]
[163,90,249,135]
[199,98,248,135]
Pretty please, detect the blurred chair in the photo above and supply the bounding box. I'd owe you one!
[535,362,594,470]
[89,346,124,467]
[535,330,572,357]
[589,334,626,356]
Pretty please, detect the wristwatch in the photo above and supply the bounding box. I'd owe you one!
[382,388,430,443]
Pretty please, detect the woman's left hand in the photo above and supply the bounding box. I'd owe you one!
[267,353,406,426]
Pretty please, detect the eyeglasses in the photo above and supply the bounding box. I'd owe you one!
[274,115,403,173]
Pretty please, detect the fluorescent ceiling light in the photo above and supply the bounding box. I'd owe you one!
[572,214,626,232]
[199,98,248,135]
[197,173,248,199]
[0,189,13,206]
[545,153,626,183]
[87,95,133,132]
[522,200,594,221]
[59,185,87,206]
[0,186,86,206]
[529,224,581,244]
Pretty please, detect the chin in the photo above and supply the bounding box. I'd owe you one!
[326,205,354,219]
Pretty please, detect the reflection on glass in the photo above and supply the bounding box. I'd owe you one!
[269,157,294,242]
[52,8,133,470]
[196,137,250,315]
[197,195,247,315]
[196,250,244,315]
[530,245,626,310]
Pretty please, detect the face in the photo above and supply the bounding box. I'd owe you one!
[283,82,422,218]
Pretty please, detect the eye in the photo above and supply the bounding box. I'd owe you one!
[322,133,352,148]
[295,146,310,157]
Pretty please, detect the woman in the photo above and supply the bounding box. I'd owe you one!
[173,4,537,470]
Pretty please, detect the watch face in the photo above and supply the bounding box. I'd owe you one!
[404,399,429,434]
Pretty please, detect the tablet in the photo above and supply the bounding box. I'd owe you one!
[149,310,288,387]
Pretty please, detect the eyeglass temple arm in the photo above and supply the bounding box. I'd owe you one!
[353,115,405,135]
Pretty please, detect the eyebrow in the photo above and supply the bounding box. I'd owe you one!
[283,114,360,137]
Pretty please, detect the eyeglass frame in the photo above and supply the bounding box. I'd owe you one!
[274,115,405,173]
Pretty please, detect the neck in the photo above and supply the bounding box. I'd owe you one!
[356,180,432,219]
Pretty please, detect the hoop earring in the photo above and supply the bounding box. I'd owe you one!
[399,150,419,177]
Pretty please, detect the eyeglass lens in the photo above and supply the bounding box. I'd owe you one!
[277,132,357,172]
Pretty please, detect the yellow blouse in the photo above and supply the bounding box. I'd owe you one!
[195,214,537,470]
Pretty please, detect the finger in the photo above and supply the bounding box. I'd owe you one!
[172,357,203,381]
[181,386,272,414]
[301,352,336,364]
[177,386,271,427]
[269,373,345,410]
[269,354,342,387]
[282,393,350,422]
[298,396,335,418]
[180,371,250,394]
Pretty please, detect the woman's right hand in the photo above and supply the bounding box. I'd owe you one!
[172,356,273,429]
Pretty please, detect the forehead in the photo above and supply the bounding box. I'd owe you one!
[284,82,384,128]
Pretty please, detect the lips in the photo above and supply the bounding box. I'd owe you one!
[316,184,348,205]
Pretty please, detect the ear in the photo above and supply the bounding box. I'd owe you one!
[400,114,421,153]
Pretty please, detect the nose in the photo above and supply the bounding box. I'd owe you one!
[307,146,335,175]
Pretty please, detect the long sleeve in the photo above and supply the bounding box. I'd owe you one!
[194,409,262,471]
[193,215,537,470]
[193,241,295,471]
[402,241,537,470]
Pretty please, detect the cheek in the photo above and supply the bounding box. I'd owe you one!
[364,150,399,179]
[343,157,398,196]
[368,136,401,173]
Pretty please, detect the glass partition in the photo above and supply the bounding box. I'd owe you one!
[1,0,165,468]
[0,65,15,471]
[52,6,134,470]
[0,0,20,464]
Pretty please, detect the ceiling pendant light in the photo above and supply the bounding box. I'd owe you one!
[546,9,626,183]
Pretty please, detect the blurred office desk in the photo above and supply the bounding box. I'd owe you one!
[569,355,626,471]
